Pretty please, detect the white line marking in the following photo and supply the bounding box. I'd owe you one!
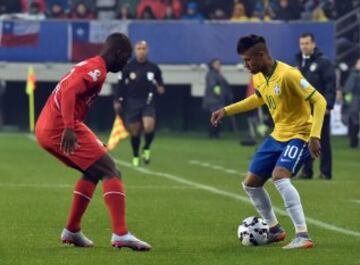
[0,183,195,190]
[350,200,360,205]
[188,160,246,176]
[116,159,360,238]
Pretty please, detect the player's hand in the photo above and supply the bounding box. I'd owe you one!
[308,137,321,158]
[157,85,165,95]
[60,128,80,156]
[113,100,122,114]
[211,108,226,127]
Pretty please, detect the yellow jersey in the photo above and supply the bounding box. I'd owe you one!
[252,61,318,142]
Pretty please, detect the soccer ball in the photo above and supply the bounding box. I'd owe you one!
[237,216,269,246]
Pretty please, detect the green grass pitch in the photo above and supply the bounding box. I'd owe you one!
[0,133,359,265]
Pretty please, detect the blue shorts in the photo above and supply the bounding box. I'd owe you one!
[249,136,311,180]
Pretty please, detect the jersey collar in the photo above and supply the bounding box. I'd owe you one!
[262,60,278,85]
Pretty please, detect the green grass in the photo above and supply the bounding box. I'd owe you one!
[0,133,359,265]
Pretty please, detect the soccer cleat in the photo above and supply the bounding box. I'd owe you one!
[268,225,287,243]
[132,157,140,167]
[60,228,94,247]
[142,149,151,165]
[282,236,314,250]
[111,232,152,251]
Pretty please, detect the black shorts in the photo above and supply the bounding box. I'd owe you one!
[124,98,156,124]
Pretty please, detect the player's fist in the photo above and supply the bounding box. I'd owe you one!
[211,108,226,127]
[308,137,321,158]
[113,100,122,114]
[60,128,80,156]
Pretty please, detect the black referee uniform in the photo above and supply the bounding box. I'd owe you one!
[115,59,163,124]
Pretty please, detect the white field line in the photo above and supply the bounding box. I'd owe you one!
[115,159,360,238]
[23,135,360,237]
[188,160,246,175]
[0,183,195,190]
[350,200,360,205]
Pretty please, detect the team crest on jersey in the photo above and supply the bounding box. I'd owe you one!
[147,72,154,81]
[310,63,317,72]
[274,84,281,95]
[88,69,101,81]
[130,72,137,80]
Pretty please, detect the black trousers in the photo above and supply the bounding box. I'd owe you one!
[348,114,359,148]
[302,113,332,179]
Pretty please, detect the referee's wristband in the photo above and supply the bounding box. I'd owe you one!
[116,97,124,102]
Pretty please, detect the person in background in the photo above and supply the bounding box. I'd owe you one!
[211,8,228,20]
[342,58,360,148]
[296,32,336,180]
[231,2,248,22]
[202,59,233,139]
[47,2,68,19]
[69,1,96,19]
[181,2,204,22]
[274,0,301,21]
[163,5,176,19]
[116,4,133,20]
[114,41,164,167]
[253,0,276,20]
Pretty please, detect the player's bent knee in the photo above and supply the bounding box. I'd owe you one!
[243,172,266,187]
[272,167,291,181]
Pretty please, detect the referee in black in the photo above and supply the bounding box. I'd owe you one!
[296,32,336,180]
[114,40,164,166]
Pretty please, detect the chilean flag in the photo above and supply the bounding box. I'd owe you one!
[70,21,129,62]
[0,20,40,47]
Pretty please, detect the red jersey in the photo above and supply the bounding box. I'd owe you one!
[37,56,107,130]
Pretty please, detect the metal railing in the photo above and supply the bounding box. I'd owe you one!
[336,6,360,62]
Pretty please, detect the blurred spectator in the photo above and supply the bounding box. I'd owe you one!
[274,0,301,21]
[322,0,336,20]
[211,8,227,20]
[343,58,360,148]
[253,0,276,20]
[231,3,248,22]
[140,5,156,19]
[181,2,204,21]
[69,1,96,19]
[47,2,68,19]
[21,0,46,13]
[0,0,21,15]
[312,4,328,22]
[163,5,176,19]
[202,58,233,139]
[136,0,181,20]
[116,4,134,20]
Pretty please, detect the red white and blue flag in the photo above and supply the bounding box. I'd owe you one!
[69,21,129,62]
[0,20,40,47]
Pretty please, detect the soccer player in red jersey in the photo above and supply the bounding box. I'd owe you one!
[35,33,151,251]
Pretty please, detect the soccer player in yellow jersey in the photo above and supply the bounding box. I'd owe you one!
[211,35,327,249]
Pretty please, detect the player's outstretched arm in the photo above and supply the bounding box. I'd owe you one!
[210,94,264,127]
[308,92,327,158]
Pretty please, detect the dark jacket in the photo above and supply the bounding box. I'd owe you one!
[295,48,336,110]
[202,68,233,112]
[343,69,360,117]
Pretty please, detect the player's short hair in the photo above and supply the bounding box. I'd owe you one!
[105,33,132,54]
[300,32,315,42]
[237,34,267,55]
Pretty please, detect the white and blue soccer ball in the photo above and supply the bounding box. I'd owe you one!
[237,216,269,246]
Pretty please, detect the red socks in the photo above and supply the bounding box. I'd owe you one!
[66,179,96,233]
[103,178,128,236]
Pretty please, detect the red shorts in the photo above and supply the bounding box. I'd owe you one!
[35,122,107,171]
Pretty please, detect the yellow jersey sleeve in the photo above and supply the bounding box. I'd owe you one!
[283,68,317,101]
[224,94,264,116]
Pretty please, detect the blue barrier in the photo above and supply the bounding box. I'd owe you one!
[0,20,335,64]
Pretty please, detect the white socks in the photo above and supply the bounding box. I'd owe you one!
[242,183,278,227]
[274,178,307,233]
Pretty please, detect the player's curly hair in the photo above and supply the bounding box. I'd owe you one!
[237,34,267,54]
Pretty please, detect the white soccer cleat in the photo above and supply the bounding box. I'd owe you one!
[283,236,314,250]
[111,232,152,251]
[60,228,94,247]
